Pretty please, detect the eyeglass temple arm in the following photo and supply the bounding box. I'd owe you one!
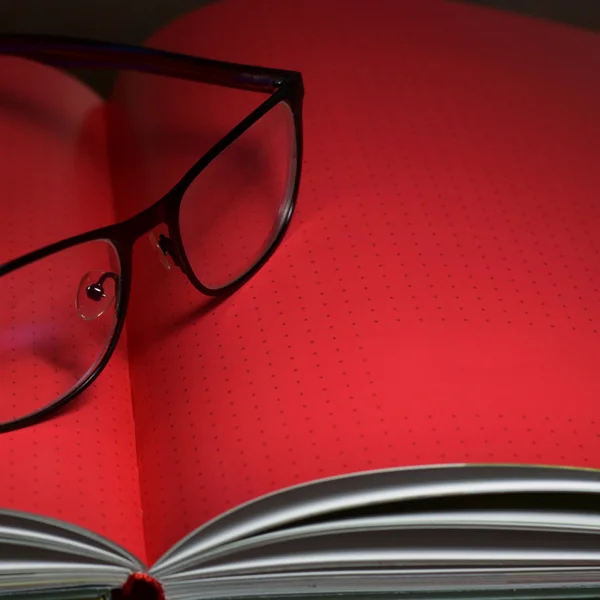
[0,34,300,94]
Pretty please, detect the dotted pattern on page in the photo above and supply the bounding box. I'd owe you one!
[0,57,145,559]
[0,0,598,565]
[111,0,600,562]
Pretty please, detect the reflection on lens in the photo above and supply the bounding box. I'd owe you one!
[0,239,121,426]
[179,101,296,290]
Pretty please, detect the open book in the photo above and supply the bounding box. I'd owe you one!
[5,464,600,599]
[1,0,599,597]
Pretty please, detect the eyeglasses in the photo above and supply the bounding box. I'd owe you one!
[0,35,304,433]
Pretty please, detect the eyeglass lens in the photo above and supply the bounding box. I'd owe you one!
[0,239,121,425]
[178,101,297,290]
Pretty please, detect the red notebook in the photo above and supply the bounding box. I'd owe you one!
[1,0,599,590]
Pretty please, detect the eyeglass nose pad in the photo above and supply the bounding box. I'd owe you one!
[149,232,174,271]
[77,271,116,321]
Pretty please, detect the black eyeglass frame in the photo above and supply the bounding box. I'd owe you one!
[0,34,304,433]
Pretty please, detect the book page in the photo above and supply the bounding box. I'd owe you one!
[107,55,269,564]
[110,0,600,565]
[0,56,145,561]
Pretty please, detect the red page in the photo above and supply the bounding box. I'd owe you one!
[109,0,600,564]
[0,57,145,560]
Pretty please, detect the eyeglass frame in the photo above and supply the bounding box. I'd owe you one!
[0,34,304,434]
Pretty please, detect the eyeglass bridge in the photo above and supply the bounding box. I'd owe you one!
[75,233,183,322]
